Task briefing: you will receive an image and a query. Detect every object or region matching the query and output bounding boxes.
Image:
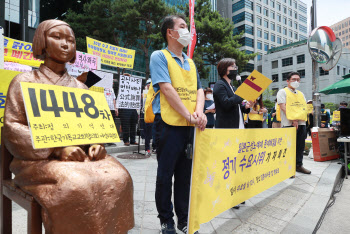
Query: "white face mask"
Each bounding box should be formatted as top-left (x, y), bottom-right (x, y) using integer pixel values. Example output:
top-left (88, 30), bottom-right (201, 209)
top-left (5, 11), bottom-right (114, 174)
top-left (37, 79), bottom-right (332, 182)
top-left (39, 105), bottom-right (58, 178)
top-left (206, 94), bottom-right (213, 100)
top-left (171, 28), bottom-right (191, 47)
top-left (290, 81), bottom-right (300, 89)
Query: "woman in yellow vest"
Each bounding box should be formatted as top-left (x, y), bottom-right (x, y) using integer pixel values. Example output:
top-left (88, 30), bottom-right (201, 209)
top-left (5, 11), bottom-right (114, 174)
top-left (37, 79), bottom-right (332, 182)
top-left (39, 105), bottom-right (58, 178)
top-left (247, 94), bottom-right (268, 128)
top-left (271, 98), bottom-right (281, 128)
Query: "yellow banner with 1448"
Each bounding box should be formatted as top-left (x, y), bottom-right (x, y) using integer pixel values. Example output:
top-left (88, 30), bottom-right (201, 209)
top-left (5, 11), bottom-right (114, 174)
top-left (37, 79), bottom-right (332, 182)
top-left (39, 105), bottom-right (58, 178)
top-left (20, 82), bottom-right (120, 149)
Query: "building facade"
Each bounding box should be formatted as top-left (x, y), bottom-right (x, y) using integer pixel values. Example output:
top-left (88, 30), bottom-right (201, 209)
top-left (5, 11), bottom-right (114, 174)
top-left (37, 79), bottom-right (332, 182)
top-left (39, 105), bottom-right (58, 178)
top-left (1, 0), bottom-right (40, 42)
top-left (217, 0), bottom-right (308, 78)
top-left (330, 17), bottom-right (350, 50)
top-left (256, 40), bottom-right (350, 104)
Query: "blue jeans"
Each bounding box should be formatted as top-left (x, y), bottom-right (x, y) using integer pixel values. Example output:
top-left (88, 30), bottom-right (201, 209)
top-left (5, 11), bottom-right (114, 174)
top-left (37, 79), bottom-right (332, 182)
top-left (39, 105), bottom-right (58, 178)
top-left (154, 114), bottom-right (193, 224)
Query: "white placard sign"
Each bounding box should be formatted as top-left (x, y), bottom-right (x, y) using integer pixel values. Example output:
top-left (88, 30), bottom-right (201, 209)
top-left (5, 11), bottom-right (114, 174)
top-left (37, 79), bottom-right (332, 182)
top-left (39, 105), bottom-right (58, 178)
top-left (117, 75), bottom-right (142, 109)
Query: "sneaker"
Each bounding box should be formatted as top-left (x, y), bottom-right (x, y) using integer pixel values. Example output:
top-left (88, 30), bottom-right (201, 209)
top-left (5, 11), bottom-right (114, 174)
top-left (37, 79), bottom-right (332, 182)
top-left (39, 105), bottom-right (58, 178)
top-left (152, 149), bottom-right (157, 154)
top-left (160, 222), bottom-right (176, 234)
top-left (296, 166), bottom-right (311, 174)
top-left (124, 142), bottom-right (130, 146)
top-left (146, 150), bottom-right (151, 156)
top-left (177, 222), bottom-right (198, 234)
top-left (131, 142), bottom-right (139, 145)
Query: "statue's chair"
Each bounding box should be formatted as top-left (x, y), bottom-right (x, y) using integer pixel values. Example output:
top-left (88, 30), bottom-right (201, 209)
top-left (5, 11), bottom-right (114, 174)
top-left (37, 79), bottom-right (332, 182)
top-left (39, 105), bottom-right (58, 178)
top-left (1, 128), bottom-right (42, 234)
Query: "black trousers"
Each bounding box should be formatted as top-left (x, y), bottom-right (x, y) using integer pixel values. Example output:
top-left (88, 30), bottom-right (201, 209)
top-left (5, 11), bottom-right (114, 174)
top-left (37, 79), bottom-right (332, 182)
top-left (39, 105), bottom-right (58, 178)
top-left (247, 119), bottom-right (263, 128)
top-left (154, 114), bottom-right (193, 225)
top-left (285, 125), bottom-right (306, 167)
top-left (119, 109), bottom-right (138, 143)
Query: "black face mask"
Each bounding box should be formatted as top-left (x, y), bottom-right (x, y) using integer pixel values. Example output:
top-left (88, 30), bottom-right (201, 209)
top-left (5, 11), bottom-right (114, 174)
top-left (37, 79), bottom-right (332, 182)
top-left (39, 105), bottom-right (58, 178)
top-left (227, 70), bottom-right (238, 80)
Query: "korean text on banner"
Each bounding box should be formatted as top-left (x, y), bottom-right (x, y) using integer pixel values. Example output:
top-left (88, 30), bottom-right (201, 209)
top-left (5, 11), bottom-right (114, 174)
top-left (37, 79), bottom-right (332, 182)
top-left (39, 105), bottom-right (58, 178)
top-left (307, 104), bottom-right (313, 114)
top-left (235, 70), bottom-right (272, 101)
top-left (66, 51), bottom-right (99, 77)
top-left (188, 128), bottom-right (296, 234)
top-left (4, 37), bottom-right (43, 67)
top-left (117, 75), bottom-right (142, 109)
top-left (20, 82), bottom-right (120, 149)
top-left (0, 69), bottom-right (21, 140)
top-left (86, 37), bottom-right (135, 69)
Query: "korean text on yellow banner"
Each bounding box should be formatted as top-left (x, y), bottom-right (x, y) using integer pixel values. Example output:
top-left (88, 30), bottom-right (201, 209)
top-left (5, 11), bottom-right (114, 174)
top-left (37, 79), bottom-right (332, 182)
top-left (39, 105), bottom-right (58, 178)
top-left (20, 82), bottom-right (120, 149)
top-left (333, 110), bottom-right (340, 121)
top-left (235, 70), bottom-right (272, 101)
top-left (0, 69), bottom-right (21, 140)
top-left (188, 128), bottom-right (296, 234)
top-left (86, 37), bottom-right (135, 69)
top-left (4, 37), bottom-right (43, 67)
top-left (307, 104), bottom-right (313, 114)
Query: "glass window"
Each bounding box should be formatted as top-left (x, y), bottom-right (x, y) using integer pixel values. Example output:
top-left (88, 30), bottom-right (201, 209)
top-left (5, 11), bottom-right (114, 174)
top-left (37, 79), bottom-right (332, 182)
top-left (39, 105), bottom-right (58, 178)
top-left (277, 25), bottom-right (282, 33)
top-left (283, 17), bottom-right (287, 25)
top-left (272, 88), bottom-right (279, 96)
top-left (282, 72), bottom-right (290, 81)
top-left (289, 9), bottom-right (292, 16)
top-left (277, 3), bottom-right (281, 11)
top-left (277, 14), bottom-right (281, 22)
top-left (239, 37), bottom-right (255, 48)
top-left (271, 1), bottom-right (275, 8)
top-left (294, 12), bottom-right (298, 19)
top-left (232, 12), bottom-right (254, 24)
top-left (283, 38), bottom-right (287, 45)
top-left (299, 14), bottom-right (307, 24)
top-left (297, 69), bottom-right (305, 78)
top-left (283, 28), bottom-right (287, 35)
top-left (258, 29), bottom-right (262, 38)
top-left (277, 37), bottom-right (282, 44)
top-left (288, 20), bottom-right (292, 27)
top-left (232, 0), bottom-right (254, 13)
top-left (264, 0), bottom-right (268, 4)
top-left (297, 54), bottom-right (305, 64)
top-left (295, 33), bottom-right (298, 40)
top-left (289, 30), bottom-right (293, 37)
top-left (264, 8), bottom-right (269, 16)
top-left (294, 22), bottom-right (298, 29)
top-left (243, 63), bottom-right (255, 73)
top-left (264, 44), bottom-right (269, 51)
top-left (299, 24), bottom-right (307, 34)
top-left (271, 22), bottom-right (275, 30)
top-left (319, 67), bottom-right (330, 76)
top-left (233, 24), bottom-right (254, 36)
top-left (272, 60), bottom-right (278, 68)
top-left (271, 11), bottom-right (275, 19)
top-left (257, 41), bottom-right (262, 49)
top-left (264, 31), bottom-right (269, 39)
top-left (294, 1), bottom-right (297, 8)
top-left (257, 17), bottom-right (262, 25)
top-left (257, 5), bottom-right (262, 13)
top-left (258, 54), bottom-right (262, 61)
top-left (344, 67), bottom-right (346, 75)
top-left (272, 74), bottom-right (279, 82)
top-left (283, 6), bottom-right (287, 14)
top-left (299, 4), bottom-right (307, 14)
top-left (271, 34), bottom-right (276, 42)
top-left (282, 57), bottom-right (293, 66)
top-left (264, 20), bottom-right (269, 28)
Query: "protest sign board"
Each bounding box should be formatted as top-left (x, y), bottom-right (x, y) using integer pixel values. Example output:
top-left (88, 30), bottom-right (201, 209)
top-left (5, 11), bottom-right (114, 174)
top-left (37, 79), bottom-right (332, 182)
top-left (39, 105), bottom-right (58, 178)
top-left (117, 75), bottom-right (142, 109)
top-left (86, 37), bottom-right (135, 69)
top-left (4, 37), bottom-right (43, 67)
top-left (0, 69), bottom-right (21, 140)
top-left (4, 62), bottom-right (32, 72)
top-left (66, 51), bottom-right (98, 77)
top-left (188, 128), bottom-right (296, 234)
top-left (20, 82), bottom-right (119, 149)
top-left (235, 70), bottom-right (272, 101)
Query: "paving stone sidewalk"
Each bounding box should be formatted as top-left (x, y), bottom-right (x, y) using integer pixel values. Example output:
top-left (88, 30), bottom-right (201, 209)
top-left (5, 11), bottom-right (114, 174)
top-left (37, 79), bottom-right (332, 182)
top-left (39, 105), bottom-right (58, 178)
top-left (10, 153), bottom-right (341, 234)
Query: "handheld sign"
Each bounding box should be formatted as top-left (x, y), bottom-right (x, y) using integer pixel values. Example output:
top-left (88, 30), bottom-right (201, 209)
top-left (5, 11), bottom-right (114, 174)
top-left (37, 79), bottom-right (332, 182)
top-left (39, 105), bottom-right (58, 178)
top-left (235, 70), bottom-right (272, 101)
top-left (20, 82), bottom-right (120, 149)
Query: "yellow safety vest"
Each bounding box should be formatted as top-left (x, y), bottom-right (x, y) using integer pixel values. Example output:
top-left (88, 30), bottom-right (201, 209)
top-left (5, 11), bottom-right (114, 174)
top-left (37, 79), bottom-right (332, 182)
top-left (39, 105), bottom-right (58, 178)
top-left (249, 104), bottom-right (264, 121)
top-left (333, 110), bottom-right (340, 121)
top-left (285, 87), bottom-right (307, 121)
top-left (307, 103), bottom-right (313, 114)
top-left (244, 113), bottom-right (248, 121)
top-left (144, 50), bottom-right (197, 126)
top-left (276, 104), bottom-right (281, 121)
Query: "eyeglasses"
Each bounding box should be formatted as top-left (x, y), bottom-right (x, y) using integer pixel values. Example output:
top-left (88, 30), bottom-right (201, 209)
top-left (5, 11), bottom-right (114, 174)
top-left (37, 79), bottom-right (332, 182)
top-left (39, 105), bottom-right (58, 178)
top-left (231, 65), bottom-right (239, 70)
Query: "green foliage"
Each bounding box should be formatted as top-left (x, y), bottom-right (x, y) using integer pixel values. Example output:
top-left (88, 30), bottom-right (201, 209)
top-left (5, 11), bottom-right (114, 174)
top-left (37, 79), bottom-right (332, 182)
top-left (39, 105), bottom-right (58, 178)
top-left (262, 87), bottom-right (275, 101)
top-left (181, 0), bottom-right (257, 80)
top-left (324, 102), bottom-right (339, 113)
top-left (263, 99), bottom-right (274, 111)
top-left (64, 0), bottom-right (174, 78)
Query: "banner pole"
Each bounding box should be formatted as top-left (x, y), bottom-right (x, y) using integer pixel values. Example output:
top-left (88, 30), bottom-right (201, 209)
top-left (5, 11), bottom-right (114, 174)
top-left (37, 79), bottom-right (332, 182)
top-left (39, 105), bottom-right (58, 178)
top-left (0, 26), bottom-right (4, 69)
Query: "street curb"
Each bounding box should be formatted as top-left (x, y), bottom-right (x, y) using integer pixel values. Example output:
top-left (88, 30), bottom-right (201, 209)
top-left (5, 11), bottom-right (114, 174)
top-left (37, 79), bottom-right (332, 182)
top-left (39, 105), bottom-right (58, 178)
top-left (106, 144), bottom-right (145, 154)
top-left (282, 163), bottom-right (343, 234)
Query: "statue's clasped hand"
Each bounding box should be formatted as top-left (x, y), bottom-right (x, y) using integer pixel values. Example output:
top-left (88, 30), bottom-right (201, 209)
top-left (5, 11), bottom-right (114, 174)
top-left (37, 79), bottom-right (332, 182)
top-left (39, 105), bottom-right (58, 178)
top-left (58, 145), bottom-right (107, 162)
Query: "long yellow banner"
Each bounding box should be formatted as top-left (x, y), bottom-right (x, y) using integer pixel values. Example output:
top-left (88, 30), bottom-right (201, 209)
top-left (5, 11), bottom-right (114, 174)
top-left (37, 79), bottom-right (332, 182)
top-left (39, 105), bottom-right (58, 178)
top-left (4, 37), bottom-right (43, 67)
top-left (86, 37), bottom-right (135, 69)
top-left (188, 128), bottom-right (296, 233)
top-left (20, 82), bottom-right (120, 149)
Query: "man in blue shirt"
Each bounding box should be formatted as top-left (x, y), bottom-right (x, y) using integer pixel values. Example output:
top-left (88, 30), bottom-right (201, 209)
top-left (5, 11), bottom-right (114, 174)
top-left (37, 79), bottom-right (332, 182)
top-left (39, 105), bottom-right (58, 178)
top-left (150, 14), bottom-right (206, 234)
